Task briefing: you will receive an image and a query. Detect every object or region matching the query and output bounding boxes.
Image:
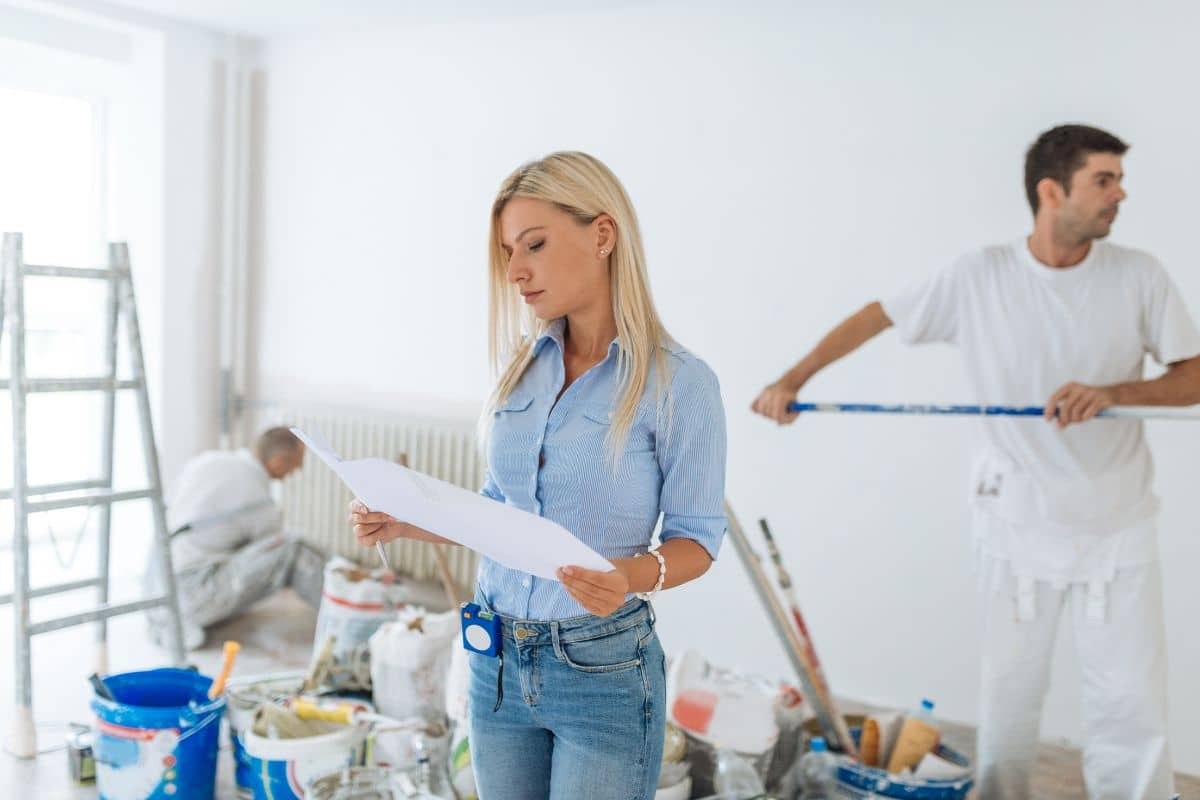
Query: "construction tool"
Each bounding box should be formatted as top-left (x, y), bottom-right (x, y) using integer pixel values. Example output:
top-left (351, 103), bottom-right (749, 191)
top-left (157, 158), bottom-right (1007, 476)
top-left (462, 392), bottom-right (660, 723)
top-left (88, 674), bottom-right (115, 702)
top-left (788, 401), bottom-right (1200, 420)
top-left (292, 697), bottom-right (356, 725)
top-left (759, 518), bottom-right (857, 759)
top-left (208, 640), bottom-right (241, 699)
top-left (725, 500), bottom-right (856, 756)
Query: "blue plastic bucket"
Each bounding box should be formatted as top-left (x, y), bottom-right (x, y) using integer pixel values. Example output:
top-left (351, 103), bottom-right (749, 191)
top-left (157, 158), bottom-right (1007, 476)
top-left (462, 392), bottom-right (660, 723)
top-left (91, 668), bottom-right (226, 800)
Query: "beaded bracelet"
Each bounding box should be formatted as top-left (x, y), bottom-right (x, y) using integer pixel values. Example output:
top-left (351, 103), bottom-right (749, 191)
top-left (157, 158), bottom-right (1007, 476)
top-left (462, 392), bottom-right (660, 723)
top-left (633, 547), bottom-right (666, 601)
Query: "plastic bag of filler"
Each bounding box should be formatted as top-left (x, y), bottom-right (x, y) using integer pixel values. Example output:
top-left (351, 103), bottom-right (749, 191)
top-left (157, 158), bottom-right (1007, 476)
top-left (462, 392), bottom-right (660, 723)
top-left (368, 607), bottom-right (459, 723)
top-left (312, 557), bottom-right (449, 689)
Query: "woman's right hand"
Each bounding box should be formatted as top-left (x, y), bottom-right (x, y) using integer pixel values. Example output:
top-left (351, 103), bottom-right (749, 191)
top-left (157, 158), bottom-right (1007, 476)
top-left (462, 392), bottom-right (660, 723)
top-left (751, 377), bottom-right (805, 425)
top-left (348, 499), bottom-right (406, 547)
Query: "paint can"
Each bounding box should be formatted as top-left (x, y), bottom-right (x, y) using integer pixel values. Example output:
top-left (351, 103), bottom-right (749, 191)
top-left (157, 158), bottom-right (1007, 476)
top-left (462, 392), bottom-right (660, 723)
top-left (67, 723), bottom-right (96, 784)
top-left (225, 672), bottom-right (308, 798)
top-left (90, 667), bottom-right (226, 800)
top-left (241, 715), bottom-right (369, 799)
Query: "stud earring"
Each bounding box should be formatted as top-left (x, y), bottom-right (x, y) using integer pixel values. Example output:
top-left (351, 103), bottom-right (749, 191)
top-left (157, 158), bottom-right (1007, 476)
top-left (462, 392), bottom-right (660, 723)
top-left (599, 249), bottom-right (609, 256)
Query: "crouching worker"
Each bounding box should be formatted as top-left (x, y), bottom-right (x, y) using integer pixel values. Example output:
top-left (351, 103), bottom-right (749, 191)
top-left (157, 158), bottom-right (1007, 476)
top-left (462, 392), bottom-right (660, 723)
top-left (147, 427), bottom-right (325, 649)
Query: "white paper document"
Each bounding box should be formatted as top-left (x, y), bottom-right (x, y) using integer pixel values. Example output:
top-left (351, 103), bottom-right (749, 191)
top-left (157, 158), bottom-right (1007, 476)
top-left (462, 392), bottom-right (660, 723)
top-left (291, 427), bottom-right (613, 580)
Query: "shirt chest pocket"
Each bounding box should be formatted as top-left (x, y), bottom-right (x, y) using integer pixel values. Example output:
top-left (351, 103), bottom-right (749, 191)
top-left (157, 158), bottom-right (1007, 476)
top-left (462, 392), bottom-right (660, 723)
top-left (580, 405), bottom-right (655, 455)
top-left (576, 405), bottom-right (660, 515)
top-left (489, 393), bottom-right (539, 499)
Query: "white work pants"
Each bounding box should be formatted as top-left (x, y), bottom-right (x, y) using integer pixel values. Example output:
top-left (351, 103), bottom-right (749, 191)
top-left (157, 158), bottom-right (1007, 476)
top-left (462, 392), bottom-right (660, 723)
top-left (976, 556), bottom-right (1173, 799)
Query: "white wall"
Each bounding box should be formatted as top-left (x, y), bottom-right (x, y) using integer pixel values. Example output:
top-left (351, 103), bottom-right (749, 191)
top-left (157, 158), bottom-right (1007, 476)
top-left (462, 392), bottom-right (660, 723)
top-left (252, 1), bottom-right (1200, 771)
top-left (155, 25), bottom-right (228, 480)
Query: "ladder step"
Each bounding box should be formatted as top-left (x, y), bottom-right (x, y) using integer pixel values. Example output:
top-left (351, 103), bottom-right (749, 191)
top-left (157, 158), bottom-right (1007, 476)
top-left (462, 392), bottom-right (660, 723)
top-left (23, 264), bottom-right (120, 280)
top-left (0, 479), bottom-right (108, 501)
top-left (25, 487), bottom-right (156, 513)
top-left (0, 378), bottom-right (142, 393)
top-left (29, 596), bottom-right (170, 636)
top-left (0, 577), bottom-right (105, 606)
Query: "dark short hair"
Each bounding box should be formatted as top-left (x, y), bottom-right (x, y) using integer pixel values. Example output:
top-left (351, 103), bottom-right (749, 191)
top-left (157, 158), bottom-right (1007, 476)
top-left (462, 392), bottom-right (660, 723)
top-left (254, 426), bottom-right (303, 463)
top-left (1024, 125), bottom-right (1129, 215)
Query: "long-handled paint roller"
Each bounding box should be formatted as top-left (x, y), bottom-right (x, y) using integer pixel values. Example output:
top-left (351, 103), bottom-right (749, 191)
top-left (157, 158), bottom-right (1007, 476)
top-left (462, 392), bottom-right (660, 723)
top-left (789, 402), bottom-right (1200, 420)
top-left (291, 698), bottom-right (355, 725)
top-left (208, 640), bottom-right (241, 699)
top-left (758, 517), bottom-right (857, 760)
top-left (725, 501), bottom-right (857, 757)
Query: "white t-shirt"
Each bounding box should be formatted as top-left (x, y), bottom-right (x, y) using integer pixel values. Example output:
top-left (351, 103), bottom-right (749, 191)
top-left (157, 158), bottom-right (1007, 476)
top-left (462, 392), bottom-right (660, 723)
top-left (165, 449), bottom-right (284, 571)
top-left (883, 239), bottom-right (1200, 582)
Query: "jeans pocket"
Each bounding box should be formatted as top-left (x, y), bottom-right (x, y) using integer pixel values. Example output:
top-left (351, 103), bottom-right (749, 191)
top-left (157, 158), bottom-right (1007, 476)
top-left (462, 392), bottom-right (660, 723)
top-left (553, 621), bottom-right (645, 674)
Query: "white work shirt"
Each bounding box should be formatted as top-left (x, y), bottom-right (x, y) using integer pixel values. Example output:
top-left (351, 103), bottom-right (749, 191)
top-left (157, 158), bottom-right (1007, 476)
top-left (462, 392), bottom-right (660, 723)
top-left (883, 239), bottom-right (1200, 583)
top-left (166, 449), bottom-right (283, 571)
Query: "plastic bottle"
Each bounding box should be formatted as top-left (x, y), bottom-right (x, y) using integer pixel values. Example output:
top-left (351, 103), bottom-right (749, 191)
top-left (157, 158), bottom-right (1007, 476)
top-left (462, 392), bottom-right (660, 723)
top-left (796, 736), bottom-right (838, 799)
top-left (408, 734), bottom-right (448, 799)
top-left (886, 698), bottom-right (940, 773)
top-left (713, 746), bottom-right (766, 797)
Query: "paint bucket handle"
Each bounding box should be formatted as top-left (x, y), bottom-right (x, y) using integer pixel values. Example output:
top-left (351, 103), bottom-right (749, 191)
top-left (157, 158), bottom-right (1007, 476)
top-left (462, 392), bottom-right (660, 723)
top-left (359, 712), bottom-right (422, 736)
top-left (176, 710), bottom-right (222, 744)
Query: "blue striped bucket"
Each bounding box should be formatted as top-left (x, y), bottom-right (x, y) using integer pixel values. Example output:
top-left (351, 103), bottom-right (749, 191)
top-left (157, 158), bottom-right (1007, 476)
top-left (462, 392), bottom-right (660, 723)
top-left (91, 668), bottom-right (226, 800)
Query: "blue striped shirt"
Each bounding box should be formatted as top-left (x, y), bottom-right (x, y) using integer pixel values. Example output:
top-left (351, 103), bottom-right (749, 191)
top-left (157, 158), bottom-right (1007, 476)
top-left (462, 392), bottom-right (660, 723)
top-left (477, 318), bottom-right (727, 620)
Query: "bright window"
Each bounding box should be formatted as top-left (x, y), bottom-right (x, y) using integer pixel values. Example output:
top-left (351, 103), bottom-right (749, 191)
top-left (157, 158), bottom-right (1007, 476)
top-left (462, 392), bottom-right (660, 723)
top-left (1, 87), bottom-right (115, 550)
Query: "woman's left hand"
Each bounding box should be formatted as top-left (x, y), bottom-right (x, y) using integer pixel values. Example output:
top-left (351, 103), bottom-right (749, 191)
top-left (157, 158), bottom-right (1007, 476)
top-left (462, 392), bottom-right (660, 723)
top-left (557, 563), bottom-right (631, 617)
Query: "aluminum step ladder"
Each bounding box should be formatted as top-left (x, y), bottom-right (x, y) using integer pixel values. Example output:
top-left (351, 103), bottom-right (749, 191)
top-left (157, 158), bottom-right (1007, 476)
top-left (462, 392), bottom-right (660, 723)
top-left (0, 232), bottom-right (186, 758)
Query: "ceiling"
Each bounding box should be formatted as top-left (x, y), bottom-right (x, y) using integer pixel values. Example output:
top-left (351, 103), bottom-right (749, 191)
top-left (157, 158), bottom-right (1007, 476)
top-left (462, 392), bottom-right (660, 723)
top-left (95, 0), bottom-right (674, 38)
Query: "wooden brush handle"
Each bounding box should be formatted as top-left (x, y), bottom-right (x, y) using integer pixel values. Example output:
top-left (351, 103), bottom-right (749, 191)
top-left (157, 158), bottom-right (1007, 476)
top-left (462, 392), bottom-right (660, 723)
top-left (208, 640), bottom-right (241, 699)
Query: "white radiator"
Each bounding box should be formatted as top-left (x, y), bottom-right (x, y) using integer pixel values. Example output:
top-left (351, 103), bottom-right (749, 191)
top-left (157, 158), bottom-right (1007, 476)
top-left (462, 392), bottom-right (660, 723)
top-left (255, 406), bottom-right (483, 594)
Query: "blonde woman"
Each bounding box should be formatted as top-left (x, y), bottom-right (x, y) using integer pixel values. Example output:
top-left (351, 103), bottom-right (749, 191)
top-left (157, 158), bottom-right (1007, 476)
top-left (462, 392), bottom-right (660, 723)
top-left (350, 152), bottom-right (726, 798)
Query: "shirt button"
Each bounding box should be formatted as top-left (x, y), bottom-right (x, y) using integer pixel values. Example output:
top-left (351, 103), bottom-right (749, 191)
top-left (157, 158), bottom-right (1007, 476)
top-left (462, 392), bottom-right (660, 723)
top-left (522, 578), bottom-right (531, 588)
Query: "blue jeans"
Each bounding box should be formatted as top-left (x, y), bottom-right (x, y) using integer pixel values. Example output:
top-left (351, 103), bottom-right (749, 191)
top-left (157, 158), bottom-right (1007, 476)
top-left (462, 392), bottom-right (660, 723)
top-left (468, 597), bottom-right (666, 799)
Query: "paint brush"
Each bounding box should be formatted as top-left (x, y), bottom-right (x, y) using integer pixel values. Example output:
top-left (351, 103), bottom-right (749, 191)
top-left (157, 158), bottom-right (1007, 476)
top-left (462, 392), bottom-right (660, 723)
top-left (208, 640), bottom-right (240, 699)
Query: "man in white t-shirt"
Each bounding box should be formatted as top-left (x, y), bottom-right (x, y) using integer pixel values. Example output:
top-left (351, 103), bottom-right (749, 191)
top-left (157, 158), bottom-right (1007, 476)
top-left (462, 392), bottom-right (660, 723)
top-left (752, 125), bottom-right (1200, 799)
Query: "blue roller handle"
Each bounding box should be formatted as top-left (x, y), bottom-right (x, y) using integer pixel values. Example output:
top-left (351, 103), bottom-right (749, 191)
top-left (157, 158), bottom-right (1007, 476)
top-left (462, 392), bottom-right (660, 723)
top-left (787, 402), bottom-right (1200, 420)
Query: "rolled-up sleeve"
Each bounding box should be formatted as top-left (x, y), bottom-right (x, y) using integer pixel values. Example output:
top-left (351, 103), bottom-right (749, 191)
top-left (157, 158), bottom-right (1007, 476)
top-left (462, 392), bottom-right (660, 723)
top-left (480, 469), bottom-right (506, 503)
top-left (657, 356), bottom-right (727, 559)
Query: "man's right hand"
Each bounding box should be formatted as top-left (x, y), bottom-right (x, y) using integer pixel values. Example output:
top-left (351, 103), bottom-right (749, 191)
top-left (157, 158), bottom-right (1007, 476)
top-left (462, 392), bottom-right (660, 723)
top-left (348, 499), bottom-right (404, 547)
top-left (751, 378), bottom-right (805, 425)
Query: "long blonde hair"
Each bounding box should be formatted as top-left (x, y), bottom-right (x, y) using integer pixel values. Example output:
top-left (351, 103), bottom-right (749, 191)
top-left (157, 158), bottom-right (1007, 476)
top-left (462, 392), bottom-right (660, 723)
top-left (484, 151), bottom-right (670, 457)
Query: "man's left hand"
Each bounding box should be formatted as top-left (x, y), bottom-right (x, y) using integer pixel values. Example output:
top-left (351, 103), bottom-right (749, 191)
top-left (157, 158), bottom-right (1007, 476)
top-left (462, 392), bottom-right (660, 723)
top-left (1045, 382), bottom-right (1117, 429)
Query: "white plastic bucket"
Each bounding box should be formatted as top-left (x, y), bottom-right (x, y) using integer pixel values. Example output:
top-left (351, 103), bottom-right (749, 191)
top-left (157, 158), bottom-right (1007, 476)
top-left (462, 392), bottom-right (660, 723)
top-left (241, 723), bottom-right (368, 799)
top-left (224, 672), bottom-right (307, 798)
